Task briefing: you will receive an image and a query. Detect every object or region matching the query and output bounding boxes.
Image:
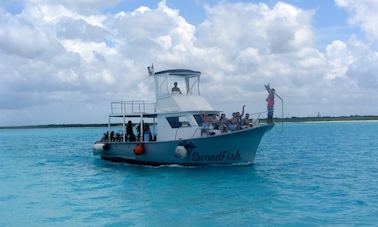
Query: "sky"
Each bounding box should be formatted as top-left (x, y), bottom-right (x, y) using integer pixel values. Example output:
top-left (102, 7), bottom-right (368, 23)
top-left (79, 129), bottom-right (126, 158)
top-left (1, 0), bottom-right (378, 126)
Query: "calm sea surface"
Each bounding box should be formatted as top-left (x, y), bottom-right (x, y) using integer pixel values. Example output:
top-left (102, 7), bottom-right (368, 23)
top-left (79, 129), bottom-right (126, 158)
top-left (1, 122), bottom-right (378, 226)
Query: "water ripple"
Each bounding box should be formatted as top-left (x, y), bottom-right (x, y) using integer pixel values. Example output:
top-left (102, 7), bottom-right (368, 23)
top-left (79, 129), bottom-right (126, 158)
top-left (0, 123), bottom-right (378, 226)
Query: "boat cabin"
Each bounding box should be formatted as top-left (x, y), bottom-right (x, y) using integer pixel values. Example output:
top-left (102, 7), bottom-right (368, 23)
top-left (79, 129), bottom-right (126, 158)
top-left (105, 69), bottom-right (220, 143)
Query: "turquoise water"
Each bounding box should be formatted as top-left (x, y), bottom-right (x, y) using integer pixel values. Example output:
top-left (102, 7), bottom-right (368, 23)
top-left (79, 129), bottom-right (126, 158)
top-left (1, 122), bottom-right (378, 226)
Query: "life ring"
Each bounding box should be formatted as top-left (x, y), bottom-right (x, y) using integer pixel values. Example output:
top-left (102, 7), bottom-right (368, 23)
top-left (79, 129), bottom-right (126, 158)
top-left (175, 145), bottom-right (187, 159)
top-left (134, 144), bottom-right (144, 155)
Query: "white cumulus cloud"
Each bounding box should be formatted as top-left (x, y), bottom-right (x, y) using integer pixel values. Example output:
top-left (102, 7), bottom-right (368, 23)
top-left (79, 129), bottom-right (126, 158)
top-left (0, 1), bottom-right (378, 125)
top-left (335, 0), bottom-right (378, 41)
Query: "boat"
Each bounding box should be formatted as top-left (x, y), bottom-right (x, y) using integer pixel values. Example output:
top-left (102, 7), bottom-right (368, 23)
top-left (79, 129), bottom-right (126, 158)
top-left (92, 66), bottom-right (274, 166)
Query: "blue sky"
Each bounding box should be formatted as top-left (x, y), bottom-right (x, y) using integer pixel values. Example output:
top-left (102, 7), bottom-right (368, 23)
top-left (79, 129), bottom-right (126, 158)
top-left (3, 0), bottom-right (363, 47)
top-left (0, 0), bottom-right (378, 125)
top-left (105, 0), bottom-right (362, 47)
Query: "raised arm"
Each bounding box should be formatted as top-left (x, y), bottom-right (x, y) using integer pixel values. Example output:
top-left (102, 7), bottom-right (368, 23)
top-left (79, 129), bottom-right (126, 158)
top-left (240, 105), bottom-right (245, 118)
top-left (264, 83), bottom-right (271, 92)
top-left (265, 83), bottom-right (275, 96)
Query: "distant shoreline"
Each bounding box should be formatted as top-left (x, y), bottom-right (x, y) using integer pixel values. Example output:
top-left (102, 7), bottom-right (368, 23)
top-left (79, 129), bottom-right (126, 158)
top-left (1, 115), bottom-right (377, 129)
top-left (0, 123), bottom-right (109, 129)
top-left (267, 115), bottom-right (378, 123)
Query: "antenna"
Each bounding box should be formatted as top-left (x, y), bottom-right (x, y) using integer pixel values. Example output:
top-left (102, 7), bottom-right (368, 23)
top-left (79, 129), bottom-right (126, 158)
top-left (274, 91), bottom-right (284, 133)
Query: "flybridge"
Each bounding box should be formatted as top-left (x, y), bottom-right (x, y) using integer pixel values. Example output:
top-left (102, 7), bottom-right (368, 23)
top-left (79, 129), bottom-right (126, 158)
top-left (151, 68), bottom-right (202, 99)
top-left (154, 69), bottom-right (201, 76)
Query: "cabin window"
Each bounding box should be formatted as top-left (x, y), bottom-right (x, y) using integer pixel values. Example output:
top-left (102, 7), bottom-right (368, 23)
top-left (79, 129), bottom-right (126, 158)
top-left (193, 114), bottom-right (203, 126)
top-left (194, 114), bottom-right (218, 126)
top-left (166, 116), bottom-right (191, 128)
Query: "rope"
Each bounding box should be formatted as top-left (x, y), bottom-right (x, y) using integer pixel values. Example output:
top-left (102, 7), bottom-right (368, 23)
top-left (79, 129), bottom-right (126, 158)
top-left (191, 126), bottom-right (201, 138)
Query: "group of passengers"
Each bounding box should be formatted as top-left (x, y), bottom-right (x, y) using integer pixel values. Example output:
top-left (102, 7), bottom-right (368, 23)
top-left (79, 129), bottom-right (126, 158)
top-left (101, 131), bottom-right (123, 142)
top-left (102, 120), bottom-right (154, 142)
top-left (201, 105), bottom-right (253, 136)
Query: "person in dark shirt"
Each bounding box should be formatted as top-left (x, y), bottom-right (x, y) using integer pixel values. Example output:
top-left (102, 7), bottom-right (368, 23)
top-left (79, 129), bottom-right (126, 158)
top-left (126, 120), bottom-right (136, 141)
top-left (171, 82), bottom-right (182, 94)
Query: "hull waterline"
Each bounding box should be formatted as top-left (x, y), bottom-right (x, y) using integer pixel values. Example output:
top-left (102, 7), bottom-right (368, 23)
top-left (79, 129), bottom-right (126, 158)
top-left (94, 124), bottom-right (273, 166)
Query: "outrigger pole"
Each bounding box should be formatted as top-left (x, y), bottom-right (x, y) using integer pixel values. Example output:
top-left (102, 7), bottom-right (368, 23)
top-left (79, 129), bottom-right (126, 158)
top-left (274, 91), bottom-right (284, 132)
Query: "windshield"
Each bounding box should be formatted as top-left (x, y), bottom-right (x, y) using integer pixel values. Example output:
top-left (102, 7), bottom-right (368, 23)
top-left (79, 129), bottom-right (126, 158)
top-left (155, 75), bottom-right (200, 98)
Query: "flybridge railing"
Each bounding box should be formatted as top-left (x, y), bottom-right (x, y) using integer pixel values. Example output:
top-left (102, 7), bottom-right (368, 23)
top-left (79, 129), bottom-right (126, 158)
top-left (110, 100), bottom-right (156, 115)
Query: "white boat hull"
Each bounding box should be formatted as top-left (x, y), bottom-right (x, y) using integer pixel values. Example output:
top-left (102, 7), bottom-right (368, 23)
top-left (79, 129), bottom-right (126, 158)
top-left (93, 124), bottom-right (273, 166)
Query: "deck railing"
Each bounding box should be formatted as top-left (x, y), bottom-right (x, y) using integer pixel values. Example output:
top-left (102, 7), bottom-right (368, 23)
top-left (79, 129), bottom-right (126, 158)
top-left (110, 100), bottom-right (156, 115)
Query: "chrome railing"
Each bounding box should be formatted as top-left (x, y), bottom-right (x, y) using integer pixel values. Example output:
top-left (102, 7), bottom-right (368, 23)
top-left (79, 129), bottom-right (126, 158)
top-left (110, 100), bottom-right (156, 115)
top-left (249, 111), bottom-right (266, 126)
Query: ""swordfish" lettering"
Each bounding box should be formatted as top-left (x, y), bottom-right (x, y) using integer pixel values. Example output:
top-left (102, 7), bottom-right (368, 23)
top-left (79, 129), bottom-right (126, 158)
top-left (191, 150), bottom-right (241, 162)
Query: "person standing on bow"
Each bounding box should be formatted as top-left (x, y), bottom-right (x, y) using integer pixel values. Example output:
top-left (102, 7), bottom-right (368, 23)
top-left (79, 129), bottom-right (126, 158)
top-left (265, 84), bottom-right (275, 124)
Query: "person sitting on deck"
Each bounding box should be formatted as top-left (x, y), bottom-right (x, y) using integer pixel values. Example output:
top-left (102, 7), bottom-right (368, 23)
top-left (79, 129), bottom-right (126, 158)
top-left (115, 132), bottom-right (121, 142)
top-left (210, 114), bottom-right (220, 130)
top-left (228, 113), bottom-right (237, 131)
top-left (171, 82), bottom-right (182, 94)
top-left (235, 105), bottom-right (245, 130)
top-left (144, 125), bottom-right (151, 142)
top-left (110, 131), bottom-right (115, 142)
top-left (219, 113), bottom-right (229, 133)
top-left (241, 113), bottom-right (252, 129)
top-left (201, 113), bottom-right (210, 136)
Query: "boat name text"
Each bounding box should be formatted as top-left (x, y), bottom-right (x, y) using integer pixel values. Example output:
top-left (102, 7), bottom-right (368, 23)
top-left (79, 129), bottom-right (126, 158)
top-left (191, 150), bottom-right (241, 162)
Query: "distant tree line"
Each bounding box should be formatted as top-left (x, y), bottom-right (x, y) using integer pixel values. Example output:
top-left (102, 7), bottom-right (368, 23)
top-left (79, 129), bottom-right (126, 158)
top-left (1, 115), bottom-right (378, 129)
